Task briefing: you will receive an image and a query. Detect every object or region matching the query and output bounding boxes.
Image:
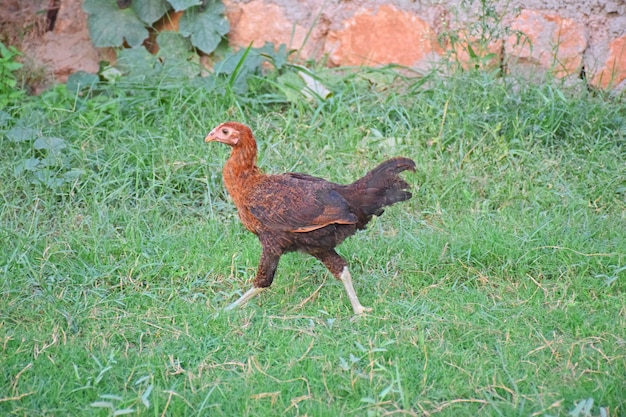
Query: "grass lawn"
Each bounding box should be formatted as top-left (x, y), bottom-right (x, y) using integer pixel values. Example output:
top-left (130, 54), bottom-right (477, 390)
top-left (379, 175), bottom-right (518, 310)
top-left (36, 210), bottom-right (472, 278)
top-left (1, 67), bottom-right (625, 416)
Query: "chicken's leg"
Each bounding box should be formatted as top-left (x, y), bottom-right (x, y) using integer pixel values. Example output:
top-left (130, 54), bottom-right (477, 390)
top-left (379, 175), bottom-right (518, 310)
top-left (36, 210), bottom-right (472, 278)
top-left (339, 266), bottom-right (373, 315)
top-left (224, 245), bottom-right (279, 312)
top-left (314, 250), bottom-right (372, 315)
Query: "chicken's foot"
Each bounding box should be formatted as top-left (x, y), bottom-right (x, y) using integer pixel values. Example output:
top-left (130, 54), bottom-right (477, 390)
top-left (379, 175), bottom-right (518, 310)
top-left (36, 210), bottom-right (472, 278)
top-left (224, 287), bottom-right (266, 311)
top-left (339, 266), bottom-right (372, 315)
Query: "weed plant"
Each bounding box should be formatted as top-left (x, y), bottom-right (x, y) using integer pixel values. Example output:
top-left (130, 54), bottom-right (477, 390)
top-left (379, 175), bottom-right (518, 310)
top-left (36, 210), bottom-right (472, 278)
top-left (0, 41), bottom-right (26, 108)
top-left (0, 64), bottom-right (624, 416)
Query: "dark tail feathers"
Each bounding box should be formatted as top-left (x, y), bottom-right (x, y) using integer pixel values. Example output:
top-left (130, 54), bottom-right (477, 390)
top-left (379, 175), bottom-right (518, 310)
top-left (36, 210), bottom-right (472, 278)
top-left (346, 157), bottom-right (416, 225)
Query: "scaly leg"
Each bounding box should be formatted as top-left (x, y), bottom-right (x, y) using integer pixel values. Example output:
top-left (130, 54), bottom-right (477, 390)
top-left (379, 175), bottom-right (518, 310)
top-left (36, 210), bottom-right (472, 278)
top-left (224, 287), bottom-right (266, 311)
top-left (339, 266), bottom-right (372, 315)
top-left (313, 250), bottom-right (373, 315)
top-left (225, 245), bottom-right (279, 312)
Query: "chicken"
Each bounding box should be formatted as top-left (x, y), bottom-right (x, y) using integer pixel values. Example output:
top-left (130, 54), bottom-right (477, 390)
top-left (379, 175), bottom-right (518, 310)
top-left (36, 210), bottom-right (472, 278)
top-left (205, 122), bottom-right (415, 314)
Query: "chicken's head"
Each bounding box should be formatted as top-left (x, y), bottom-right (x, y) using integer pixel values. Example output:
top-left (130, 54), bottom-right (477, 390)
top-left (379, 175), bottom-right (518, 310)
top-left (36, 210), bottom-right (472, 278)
top-left (205, 122), bottom-right (251, 146)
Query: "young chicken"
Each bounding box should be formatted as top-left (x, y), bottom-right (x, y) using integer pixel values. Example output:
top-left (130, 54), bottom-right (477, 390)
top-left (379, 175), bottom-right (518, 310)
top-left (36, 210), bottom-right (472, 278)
top-left (206, 122), bottom-right (415, 314)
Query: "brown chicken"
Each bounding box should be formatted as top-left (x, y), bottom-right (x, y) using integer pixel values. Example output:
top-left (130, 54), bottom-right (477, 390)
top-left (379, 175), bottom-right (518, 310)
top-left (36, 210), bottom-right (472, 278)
top-left (205, 122), bottom-right (415, 314)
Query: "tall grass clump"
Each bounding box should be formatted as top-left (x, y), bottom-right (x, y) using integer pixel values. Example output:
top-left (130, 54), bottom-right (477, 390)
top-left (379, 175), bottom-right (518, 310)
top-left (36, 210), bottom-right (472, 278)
top-left (1, 49), bottom-right (624, 417)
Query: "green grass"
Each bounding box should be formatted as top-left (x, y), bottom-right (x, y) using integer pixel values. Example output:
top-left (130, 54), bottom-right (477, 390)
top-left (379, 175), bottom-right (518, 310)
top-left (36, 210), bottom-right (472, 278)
top-left (1, 68), bottom-right (625, 416)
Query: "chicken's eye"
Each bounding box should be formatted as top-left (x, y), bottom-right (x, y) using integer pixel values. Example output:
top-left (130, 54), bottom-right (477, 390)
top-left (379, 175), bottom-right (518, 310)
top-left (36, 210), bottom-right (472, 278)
top-left (221, 128), bottom-right (229, 135)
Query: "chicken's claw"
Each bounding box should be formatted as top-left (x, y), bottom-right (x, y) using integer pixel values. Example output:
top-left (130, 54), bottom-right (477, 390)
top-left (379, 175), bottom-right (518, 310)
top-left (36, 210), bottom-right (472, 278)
top-left (353, 305), bottom-right (373, 315)
top-left (339, 267), bottom-right (372, 315)
top-left (224, 287), bottom-right (266, 311)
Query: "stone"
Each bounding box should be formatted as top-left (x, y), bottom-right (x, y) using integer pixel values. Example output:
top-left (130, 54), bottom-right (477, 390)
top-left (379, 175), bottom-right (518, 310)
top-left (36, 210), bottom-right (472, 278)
top-left (589, 35), bottom-right (626, 90)
top-left (505, 9), bottom-right (587, 79)
top-left (324, 5), bottom-right (442, 70)
top-left (224, 0), bottom-right (318, 59)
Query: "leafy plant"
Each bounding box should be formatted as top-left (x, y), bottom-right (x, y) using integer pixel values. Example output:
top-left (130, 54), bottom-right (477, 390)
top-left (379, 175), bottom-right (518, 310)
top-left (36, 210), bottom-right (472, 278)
top-left (213, 42), bottom-right (332, 104)
top-left (81, 1), bottom-right (330, 107)
top-left (0, 42), bottom-right (26, 108)
top-left (178, 1), bottom-right (229, 54)
top-left (5, 117), bottom-right (82, 189)
top-left (440, 0), bottom-right (524, 71)
top-left (213, 43), bottom-right (283, 94)
top-left (83, 0), bottom-right (229, 55)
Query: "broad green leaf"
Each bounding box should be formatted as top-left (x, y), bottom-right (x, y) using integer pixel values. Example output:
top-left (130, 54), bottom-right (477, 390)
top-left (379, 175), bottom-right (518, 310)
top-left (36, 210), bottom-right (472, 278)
top-left (179, 2), bottom-right (229, 54)
top-left (116, 47), bottom-right (159, 79)
top-left (212, 43), bottom-right (283, 93)
top-left (132, 0), bottom-right (170, 25)
top-left (0, 42), bottom-right (20, 59)
top-left (3, 61), bottom-right (23, 71)
top-left (260, 43), bottom-right (294, 70)
top-left (156, 32), bottom-right (200, 78)
top-left (156, 31), bottom-right (193, 60)
top-left (6, 127), bottom-right (38, 142)
top-left (63, 169), bottom-right (84, 182)
top-left (34, 137), bottom-right (67, 152)
top-left (83, 0), bottom-right (113, 15)
top-left (277, 71), bottom-right (305, 103)
top-left (24, 158), bottom-right (42, 170)
top-left (84, 0), bottom-right (148, 47)
top-left (167, 0), bottom-right (201, 12)
top-left (33, 169), bottom-right (66, 188)
top-left (0, 110), bottom-right (12, 127)
top-left (40, 154), bottom-right (65, 167)
top-left (66, 71), bottom-right (100, 93)
top-left (14, 158), bottom-right (42, 175)
top-left (214, 47), bottom-right (262, 76)
top-left (213, 45), bottom-right (261, 93)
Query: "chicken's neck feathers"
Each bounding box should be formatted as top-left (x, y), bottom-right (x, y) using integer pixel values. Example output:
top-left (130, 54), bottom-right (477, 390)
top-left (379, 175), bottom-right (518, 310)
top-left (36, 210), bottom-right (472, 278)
top-left (225, 146), bottom-right (257, 173)
top-left (222, 139), bottom-right (263, 209)
top-left (222, 143), bottom-right (264, 235)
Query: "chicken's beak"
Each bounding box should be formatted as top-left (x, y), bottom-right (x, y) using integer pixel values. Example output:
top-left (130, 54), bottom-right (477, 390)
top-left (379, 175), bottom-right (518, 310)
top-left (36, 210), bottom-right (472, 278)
top-left (204, 131), bottom-right (216, 143)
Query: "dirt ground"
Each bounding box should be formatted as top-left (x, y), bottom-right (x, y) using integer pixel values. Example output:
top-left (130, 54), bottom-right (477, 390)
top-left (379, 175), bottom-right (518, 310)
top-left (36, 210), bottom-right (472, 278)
top-left (0, 0), bottom-right (103, 93)
top-left (0, 0), bottom-right (49, 45)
